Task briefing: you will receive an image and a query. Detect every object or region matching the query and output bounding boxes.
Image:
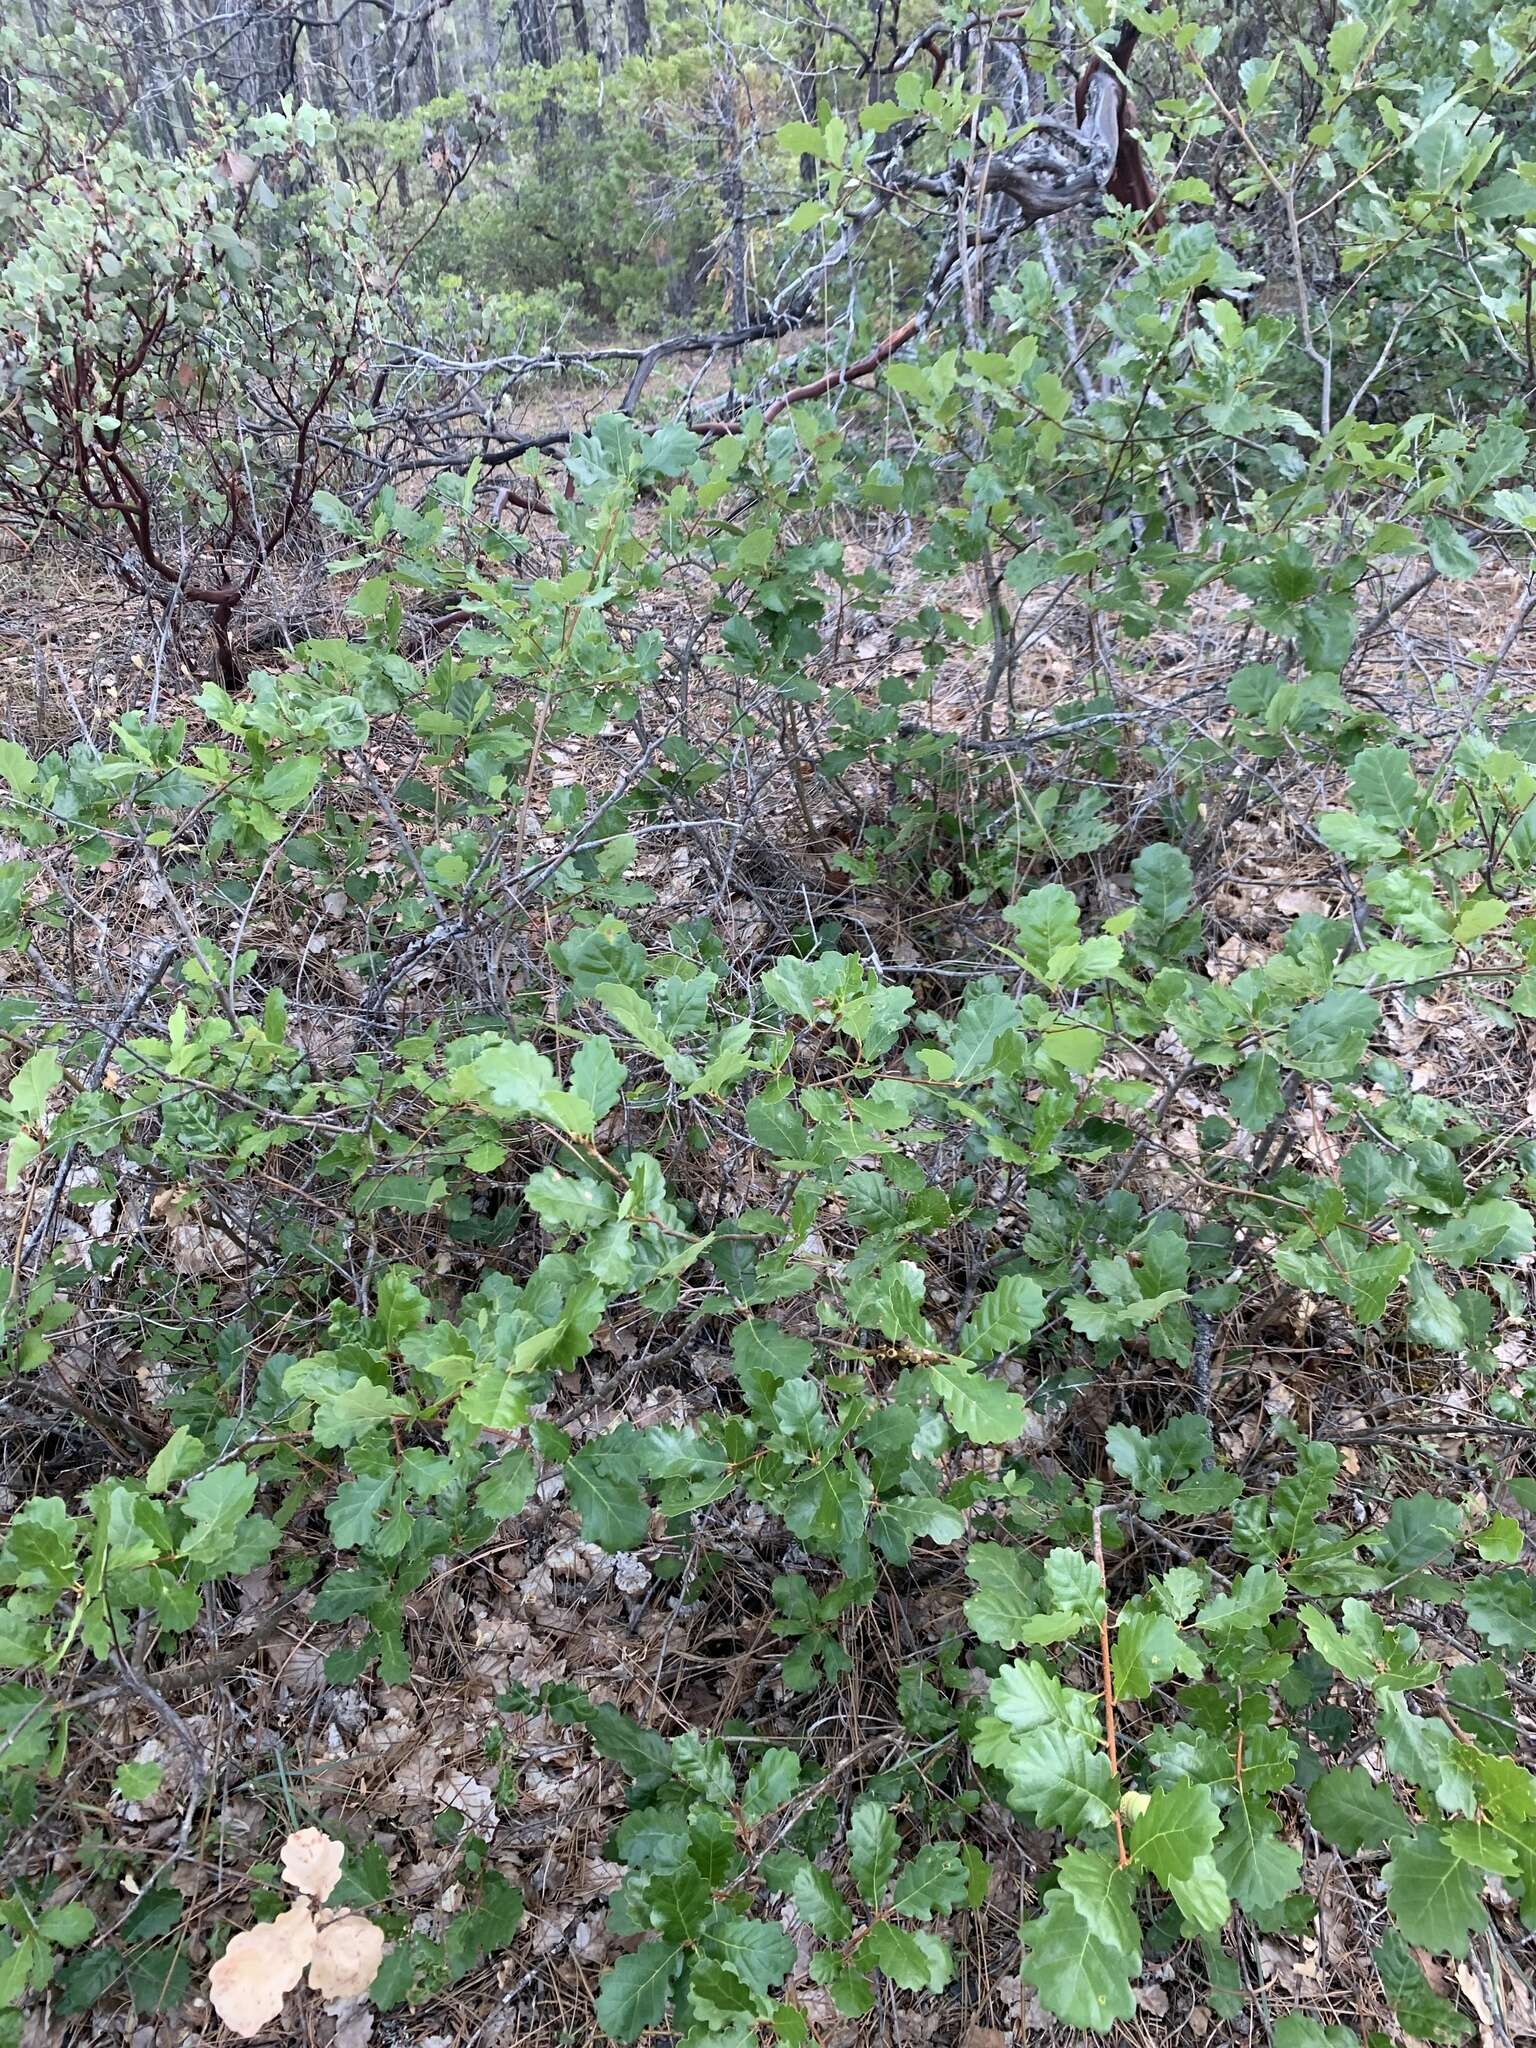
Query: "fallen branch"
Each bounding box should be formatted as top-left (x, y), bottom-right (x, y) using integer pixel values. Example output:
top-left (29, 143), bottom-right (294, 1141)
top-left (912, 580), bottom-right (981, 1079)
top-left (696, 315), bottom-right (923, 436)
top-left (367, 30), bottom-right (1152, 485)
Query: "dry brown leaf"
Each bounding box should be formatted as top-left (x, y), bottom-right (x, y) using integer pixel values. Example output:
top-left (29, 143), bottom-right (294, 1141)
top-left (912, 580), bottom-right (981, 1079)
top-left (216, 148), bottom-right (259, 189)
top-left (281, 1825), bottom-right (345, 1903)
top-left (1274, 886), bottom-right (1332, 917)
top-left (332, 2010), bottom-right (376, 2048)
top-left (1455, 1955), bottom-right (1536, 2046)
top-left (208, 1899), bottom-right (316, 2037)
top-left (434, 1768), bottom-right (498, 1831)
top-left (309, 1911), bottom-right (387, 1999)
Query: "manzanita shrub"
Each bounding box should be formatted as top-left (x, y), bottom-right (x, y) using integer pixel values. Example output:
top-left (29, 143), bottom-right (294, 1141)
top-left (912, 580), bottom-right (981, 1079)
top-left (0, 24), bottom-right (484, 683)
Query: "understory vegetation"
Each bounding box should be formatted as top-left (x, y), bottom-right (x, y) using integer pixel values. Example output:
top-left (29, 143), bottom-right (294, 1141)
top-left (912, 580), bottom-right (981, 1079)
top-left (1, 2), bottom-right (1536, 2044)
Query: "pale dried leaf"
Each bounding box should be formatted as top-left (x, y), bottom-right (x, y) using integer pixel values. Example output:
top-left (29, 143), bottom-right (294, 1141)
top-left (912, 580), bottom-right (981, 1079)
top-left (208, 1900), bottom-right (316, 2037)
top-left (1455, 1955), bottom-right (1536, 2046)
top-left (434, 1768), bottom-right (498, 1831)
top-left (331, 2008), bottom-right (376, 2048)
top-left (308, 1911), bottom-right (386, 1999)
top-left (217, 147), bottom-right (259, 189)
top-left (1274, 887), bottom-right (1332, 917)
top-left (281, 1825), bottom-right (345, 1903)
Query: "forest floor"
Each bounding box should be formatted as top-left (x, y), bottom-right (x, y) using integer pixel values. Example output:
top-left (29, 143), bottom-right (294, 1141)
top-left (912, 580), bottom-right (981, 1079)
top-left (1, 543), bottom-right (1534, 2048)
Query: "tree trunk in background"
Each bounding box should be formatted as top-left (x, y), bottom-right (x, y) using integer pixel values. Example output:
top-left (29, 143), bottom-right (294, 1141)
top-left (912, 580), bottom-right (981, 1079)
top-left (720, 82), bottom-right (747, 333)
top-left (337, 0), bottom-right (375, 115)
top-left (795, 7), bottom-right (822, 186)
top-left (570, 0), bottom-right (592, 59)
top-left (478, 0), bottom-right (503, 75)
top-left (383, 7), bottom-right (413, 204)
top-left (413, 14), bottom-right (442, 102)
top-left (516, 0), bottom-right (560, 69)
top-left (298, 0), bottom-right (345, 113)
top-left (128, 0), bottom-right (192, 151)
top-left (516, 0), bottom-right (561, 141)
top-left (254, 1), bottom-right (299, 106)
top-left (52, 0), bottom-right (529, 125)
top-left (41, 0), bottom-right (528, 123)
top-left (596, 0), bottom-right (620, 70)
top-left (625, 0), bottom-right (650, 58)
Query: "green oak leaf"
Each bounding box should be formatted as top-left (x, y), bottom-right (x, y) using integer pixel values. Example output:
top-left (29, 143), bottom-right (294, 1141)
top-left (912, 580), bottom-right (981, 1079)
top-left (855, 1923), bottom-right (952, 1992)
top-left (1273, 2020), bottom-right (1359, 2048)
top-left (687, 1957), bottom-right (770, 2028)
top-left (1213, 1791), bottom-right (1301, 1912)
top-left (1373, 1928), bottom-right (1472, 2043)
top-left (640, 1865), bottom-right (712, 1941)
top-left (1463, 1570), bottom-right (1536, 1652)
top-left (1384, 1828), bottom-right (1489, 1956)
top-left (849, 1801), bottom-right (898, 1907)
top-left (1112, 1609), bottom-right (1193, 1700)
top-left (888, 1844), bottom-right (967, 1921)
top-left (1284, 988), bottom-right (1380, 1080)
top-left (1131, 842), bottom-right (1194, 924)
top-left (1223, 1053), bottom-right (1285, 1132)
top-left (1168, 1855), bottom-right (1231, 1933)
top-left (1131, 1778), bottom-right (1221, 1884)
top-left (566, 1440), bottom-right (650, 1552)
top-left (742, 1748), bottom-right (801, 1824)
top-left (1429, 1199), bottom-right (1533, 1267)
top-left (1195, 1565), bottom-right (1286, 1633)
top-left (1368, 1493), bottom-right (1462, 1575)
top-left (1003, 883), bottom-right (1080, 972)
top-left (959, 1274), bottom-right (1046, 1360)
top-left (1379, 1694), bottom-right (1477, 1815)
top-left (791, 1865), bottom-right (851, 1942)
top-left (700, 1914), bottom-right (796, 1995)
top-left (570, 1036), bottom-right (626, 1125)
top-left (964, 1544), bottom-right (1046, 1647)
top-left (594, 1941), bottom-right (683, 2040)
top-left (1056, 1848), bottom-right (1142, 1955)
top-left (1019, 1883), bottom-right (1137, 2034)
top-left (1306, 1768), bottom-right (1408, 1853)
top-left (987, 1658), bottom-right (1101, 1741)
top-left (994, 1727), bottom-right (1119, 1834)
top-left (1350, 744), bottom-right (1422, 830)
top-left (925, 1356), bottom-right (1028, 1445)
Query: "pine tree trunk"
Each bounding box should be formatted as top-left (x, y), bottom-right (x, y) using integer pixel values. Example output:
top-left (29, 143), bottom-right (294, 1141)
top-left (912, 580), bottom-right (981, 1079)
top-left (128, 0), bottom-right (192, 150)
top-left (516, 0), bottom-right (560, 69)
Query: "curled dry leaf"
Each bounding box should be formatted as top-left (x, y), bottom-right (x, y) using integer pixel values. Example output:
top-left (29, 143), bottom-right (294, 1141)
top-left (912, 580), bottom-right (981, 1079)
top-left (281, 1825), bottom-right (345, 1903)
top-left (308, 1909), bottom-right (387, 2000)
top-left (208, 1899), bottom-right (316, 2038)
top-left (216, 146), bottom-right (259, 189)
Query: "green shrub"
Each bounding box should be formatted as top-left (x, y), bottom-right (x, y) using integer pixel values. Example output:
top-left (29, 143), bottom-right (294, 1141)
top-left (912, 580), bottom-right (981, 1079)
top-left (0, 27), bottom-right (384, 678)
top-left (1, 397), bottom-right (1535, 2035)
top-left (3, 4), bottom-right (1536, 2041)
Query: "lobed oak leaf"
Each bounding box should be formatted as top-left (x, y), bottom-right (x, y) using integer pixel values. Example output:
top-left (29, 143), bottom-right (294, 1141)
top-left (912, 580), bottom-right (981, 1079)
top-left (281, 1826), bottom-right (345, 1903)
top-left (208, 1900), bottom-right (316, 2037)
top-left (309, 1908), bottom-right (387, 1999)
